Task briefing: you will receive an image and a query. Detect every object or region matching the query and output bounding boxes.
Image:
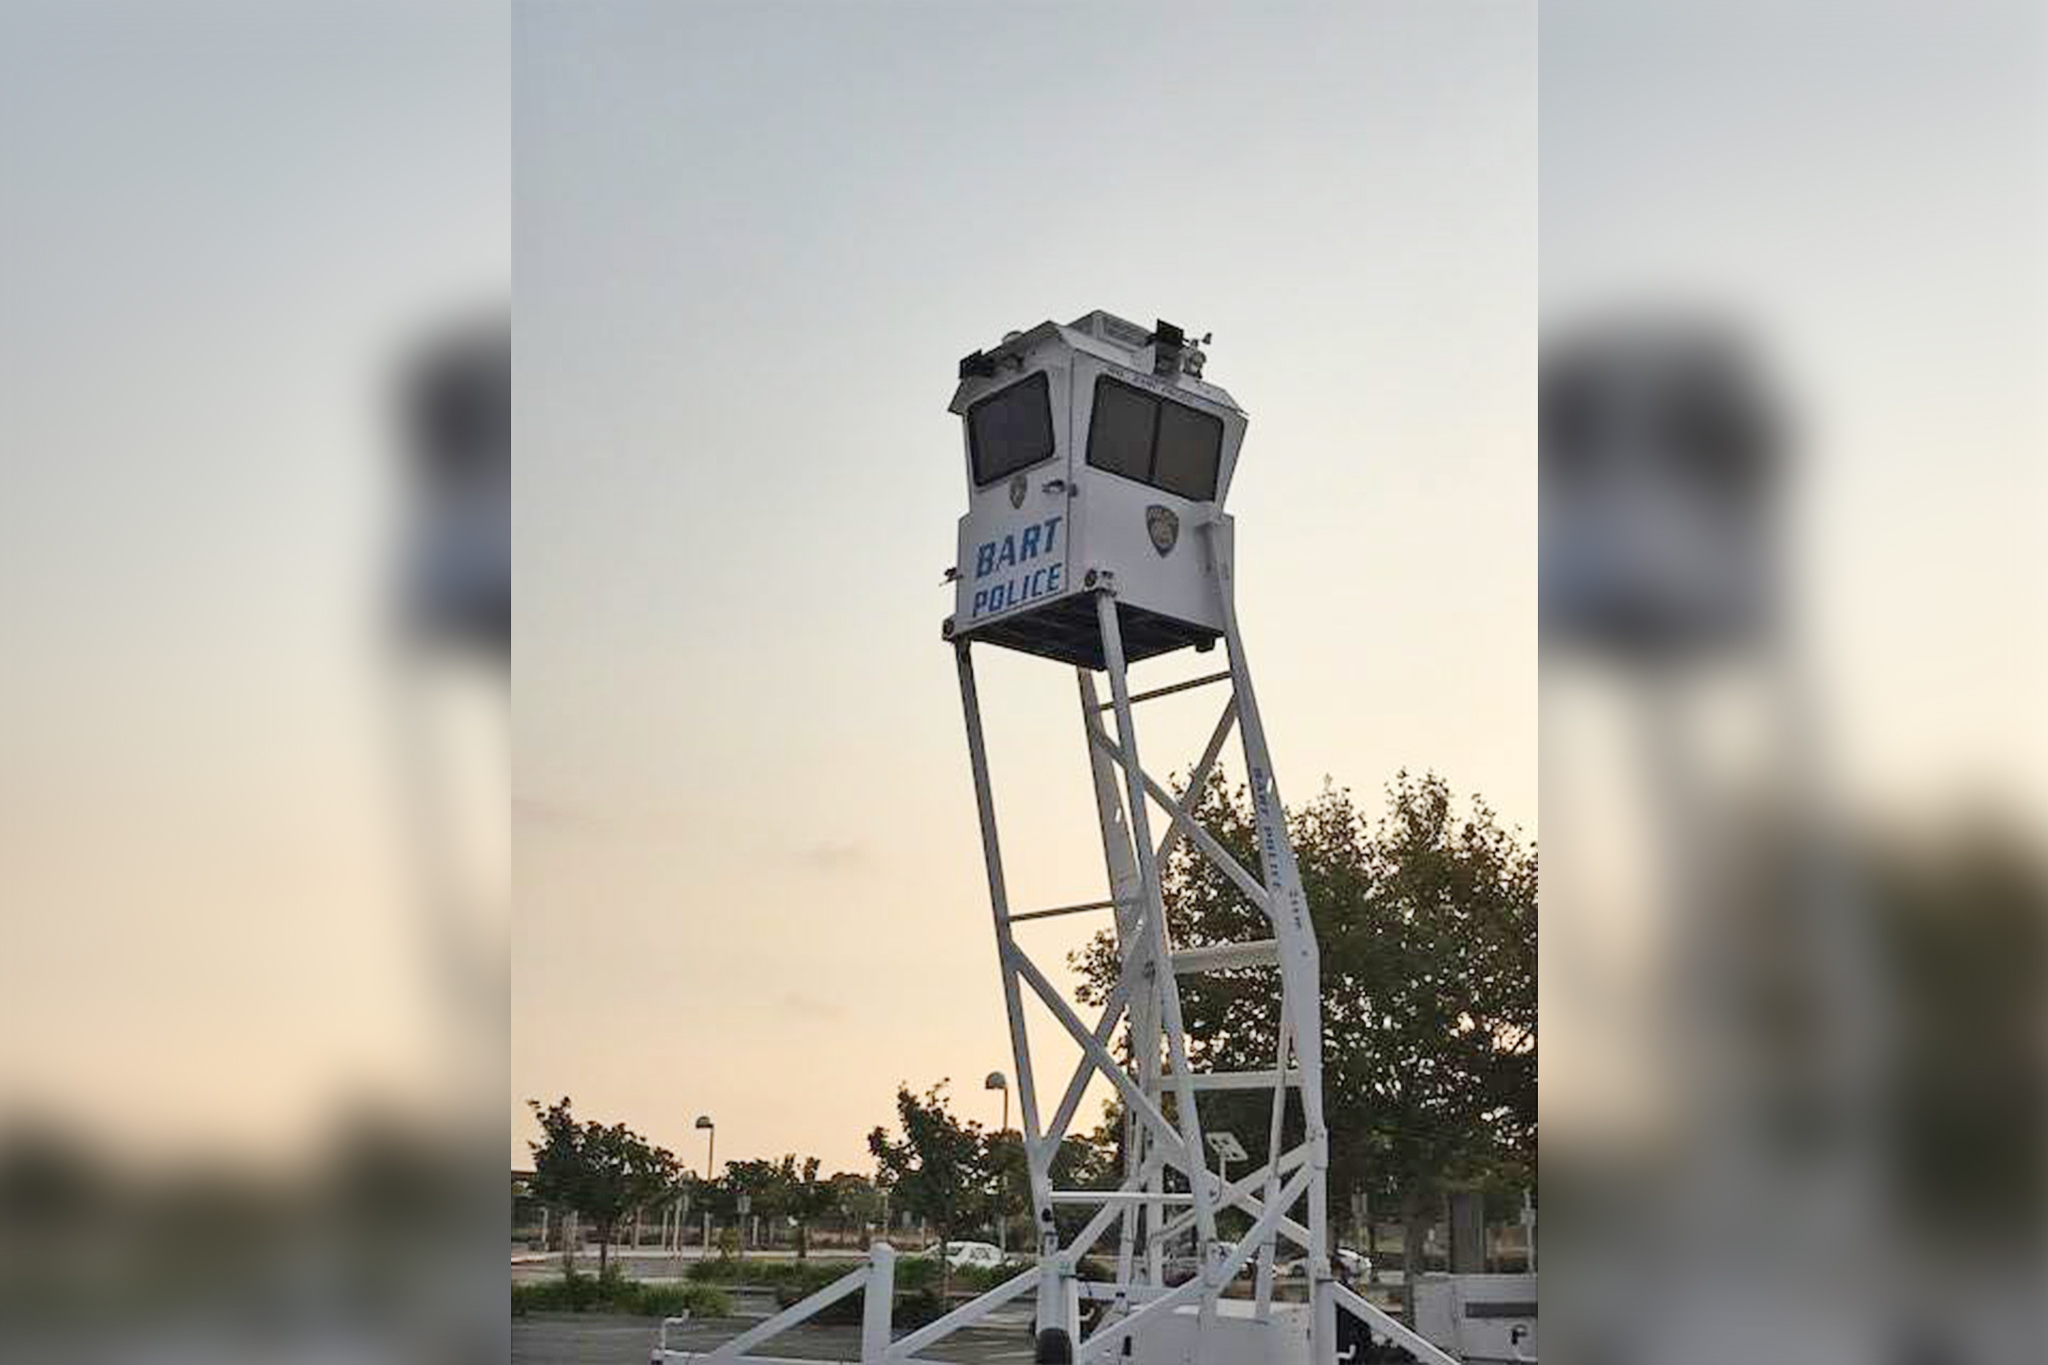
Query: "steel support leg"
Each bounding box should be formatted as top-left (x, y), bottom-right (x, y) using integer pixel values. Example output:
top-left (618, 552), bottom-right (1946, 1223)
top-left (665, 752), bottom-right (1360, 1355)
top-left (955, 641), bottom-right (1067, 1338)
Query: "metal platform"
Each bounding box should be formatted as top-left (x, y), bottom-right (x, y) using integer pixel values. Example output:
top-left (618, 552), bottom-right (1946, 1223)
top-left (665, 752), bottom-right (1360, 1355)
top-left (949, 595), bottom-right (1220, 670)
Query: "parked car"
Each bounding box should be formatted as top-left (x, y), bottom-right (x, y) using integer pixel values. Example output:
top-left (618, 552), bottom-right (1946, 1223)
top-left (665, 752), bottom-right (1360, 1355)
top-left (1161, 1240), bottom-right (1242, 1285)
top-left (1277, 1247), bottom-right (1373, 1281)
top-left (933, 1240), bottom-right (1005, 1270)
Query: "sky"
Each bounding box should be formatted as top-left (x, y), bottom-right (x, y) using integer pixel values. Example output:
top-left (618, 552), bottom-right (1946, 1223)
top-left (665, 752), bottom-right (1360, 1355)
top-left (0, 5), bottom-right (509, 1168)
top-left (512, 1), bottom-right (1536, 1174)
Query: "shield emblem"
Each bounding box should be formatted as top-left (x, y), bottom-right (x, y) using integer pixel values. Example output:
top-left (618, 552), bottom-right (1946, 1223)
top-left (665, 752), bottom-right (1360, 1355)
top-left (1008, 474), bottom-right (1028, 509)
top-left (1146, 505), bottom-right (1179, 556)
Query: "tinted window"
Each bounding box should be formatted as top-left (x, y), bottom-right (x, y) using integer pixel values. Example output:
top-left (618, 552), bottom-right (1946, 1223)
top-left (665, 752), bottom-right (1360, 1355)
top-left (1086, 376), bottom-right (1224, 501)
top-left (1087, 378), bottom-right (1156, 482)
top-left (968, 372), bottom-right (1055, 486)
top-left (1153, 401), bottom-right (1223, 500)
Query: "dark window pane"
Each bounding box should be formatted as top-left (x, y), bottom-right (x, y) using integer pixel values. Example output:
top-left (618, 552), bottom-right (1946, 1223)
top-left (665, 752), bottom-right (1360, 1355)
top-left (969, 372), bottom-right (1055, 485)
top-left (1153, 400), bottom-right (1223, 501)
top-left (1087, 378), bottom-right (1156, 482)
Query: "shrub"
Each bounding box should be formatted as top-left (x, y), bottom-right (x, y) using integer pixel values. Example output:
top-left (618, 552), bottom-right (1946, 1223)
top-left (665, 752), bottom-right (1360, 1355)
top-left (894, 1289), bottom-right (948, 1329)
top-left (623, 1282), bottom-right (731, 1318)
top-left (781, 1282), bottom-right (866, 1326)
top-left (509, 1269), bottom-right (730, 1319)
top-left (689, 1257), bottom-right (849, 1289)
top-left (769, 1262), bottom-right (864, 1304)
top-left (893, 1256), bottom-right (938, 1292)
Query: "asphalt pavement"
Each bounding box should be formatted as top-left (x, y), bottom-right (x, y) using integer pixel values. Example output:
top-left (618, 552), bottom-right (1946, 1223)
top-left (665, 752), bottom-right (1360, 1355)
top-left (512, 1314), bottom-right (1041, 1364)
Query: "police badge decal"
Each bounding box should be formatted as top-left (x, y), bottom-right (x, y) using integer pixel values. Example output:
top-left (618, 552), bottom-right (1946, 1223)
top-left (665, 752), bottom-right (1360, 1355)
top-left (1145, 504), bottom-right (1179, 556)
top-left (1008, 474), bottom-right (1028, 509)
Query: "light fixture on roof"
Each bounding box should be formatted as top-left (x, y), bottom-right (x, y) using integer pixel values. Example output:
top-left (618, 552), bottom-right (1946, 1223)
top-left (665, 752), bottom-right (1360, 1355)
top-left (1150, 319), bottom-right (1186, 376)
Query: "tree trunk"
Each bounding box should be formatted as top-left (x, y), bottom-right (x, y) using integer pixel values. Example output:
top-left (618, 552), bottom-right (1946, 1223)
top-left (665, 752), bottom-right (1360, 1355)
top-left (597, 1222), bottom-right (611, 1279)
top-left (797, 1221), bottom-right (809, 1259)
top-left (1400, 1187), bottom-right (1427, 1323)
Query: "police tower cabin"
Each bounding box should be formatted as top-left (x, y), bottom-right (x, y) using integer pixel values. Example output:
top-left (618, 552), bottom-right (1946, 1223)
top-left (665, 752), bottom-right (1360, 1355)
top-left (943, 311), bottom-right (1248, 668)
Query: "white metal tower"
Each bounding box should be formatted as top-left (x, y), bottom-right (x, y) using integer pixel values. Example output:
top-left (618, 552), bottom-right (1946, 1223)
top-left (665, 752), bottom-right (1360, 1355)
top-left (945, 309), bottom-right (1352, 1365)
top-left (660, 311), bottom-right (1453, 1365)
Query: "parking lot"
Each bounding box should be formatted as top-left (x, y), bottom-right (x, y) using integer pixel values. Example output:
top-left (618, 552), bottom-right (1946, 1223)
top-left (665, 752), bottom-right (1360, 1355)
top-left (512, 1314), bottom-right (1042, 1364)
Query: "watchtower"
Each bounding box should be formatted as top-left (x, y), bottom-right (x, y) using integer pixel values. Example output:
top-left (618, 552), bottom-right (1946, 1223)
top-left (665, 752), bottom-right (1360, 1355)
top-left (661, 312), bottom-right (1456, 1365)
top-left (939, 313), bottom-right (1450, 1365)
top-left (943, 310), bottom-right (1245, 667)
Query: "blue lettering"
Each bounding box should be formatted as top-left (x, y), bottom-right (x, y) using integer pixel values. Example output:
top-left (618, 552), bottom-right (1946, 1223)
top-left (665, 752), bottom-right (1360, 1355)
top-left (969, 538), bottom-right (1071, 621)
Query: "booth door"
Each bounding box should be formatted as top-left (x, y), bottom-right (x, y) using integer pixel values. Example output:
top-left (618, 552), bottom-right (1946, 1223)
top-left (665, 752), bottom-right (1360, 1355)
top-left (954, 364), bottom-right (1076, 633)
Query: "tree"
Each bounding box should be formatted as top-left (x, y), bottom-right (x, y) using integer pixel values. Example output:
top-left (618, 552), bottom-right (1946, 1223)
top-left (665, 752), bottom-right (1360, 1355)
top-left (1073, 771), bottom-right (1536, 1308)
top-left (525, 1097), bottom-right (680, 1279)
top-left (977, 1099), bottom-right (1123, 1253)
top-left (983, 1129), bottom-right (1030, 1251)
top-left (776, 1155), bottom-right (842, 1258)
top-left (722, 1157), bottom-right (788, 1252)
top-left (830, 1170), bottom-right (886, 1241)
top-left (868, 1081), bottom-right (989, 1297)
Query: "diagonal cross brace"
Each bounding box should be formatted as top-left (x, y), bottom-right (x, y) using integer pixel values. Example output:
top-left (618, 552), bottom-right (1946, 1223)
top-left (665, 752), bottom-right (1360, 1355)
top-left (1035, 975), bottom-right (1130, 1160)
top-left (1153, 696), bottom-right (1239, 868)
top-left (882, 1264), bottom-right (1039, 1362)
top-left (1332, 1282), bottom-right (1463, 1365)
top-left (1007, 945), bottom-right (1196, 1175)
top-left (699, 1262), bottom-right (868, 1362)
top-left (1152, 1141), bottom-right (1315, 1250)
top-left (1077, 1164), bottom-right (1315, 1363)
top-left (1085, 726), bottom-right (1272, 919)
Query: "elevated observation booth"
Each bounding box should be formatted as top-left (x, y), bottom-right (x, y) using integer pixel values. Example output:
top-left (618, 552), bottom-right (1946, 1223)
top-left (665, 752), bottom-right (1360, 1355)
top-left (658, 312), bottom-right (1463, 1365)
top-left (942, 311), bottom-right (1246, 668)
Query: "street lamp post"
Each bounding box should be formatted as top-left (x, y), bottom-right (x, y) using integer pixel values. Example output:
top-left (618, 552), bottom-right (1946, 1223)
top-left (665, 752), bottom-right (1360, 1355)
top-left (695, 1115), bottom-right (716, 1256)
top-left (984, 1071), bottom-right (1009, 1256)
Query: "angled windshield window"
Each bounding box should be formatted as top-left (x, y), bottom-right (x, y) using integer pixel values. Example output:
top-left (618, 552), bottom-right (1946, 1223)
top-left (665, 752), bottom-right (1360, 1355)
top-left (968, 372), bottom-right (1055, 486)
top-left (1153, 400), bottom-right (1223, 500)
top-left (1086, 377), bottom-right (1156, 482)
top-left (1086, 375), bottom-right (1223, 501)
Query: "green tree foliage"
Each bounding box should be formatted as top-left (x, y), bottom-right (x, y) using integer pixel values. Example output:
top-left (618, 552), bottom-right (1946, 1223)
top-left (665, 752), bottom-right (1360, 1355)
top-left (867, 1081), bottom-right (987, 1296)
top-left (525, 1097), bottom-right (680, 1279)
top-left (830, 1170), bottom-right (884, 1237)
top-left (721, 1157), bottom-right (786, 1250)
top-left (963, 1095), bottom-right (1123, 1253)
top-left (1072, 771), bottom-right (1536, 1292)
top-left (776, 1155), bottom-right (842, 1258)
top-left (983, 1129), bottom-right (1030, 1248)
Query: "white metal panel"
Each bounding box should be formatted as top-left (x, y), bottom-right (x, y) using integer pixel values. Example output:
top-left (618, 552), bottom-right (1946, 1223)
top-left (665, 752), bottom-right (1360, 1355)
top-left (1065, 351), bottom-right (1241, 635)
top-left (952, 353), bottom-right (1079, 631)
top-left (1415, 1273), bottom-right (1539, 1363)
top-left (1142, 1299), bottom-right (1314, 1365)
